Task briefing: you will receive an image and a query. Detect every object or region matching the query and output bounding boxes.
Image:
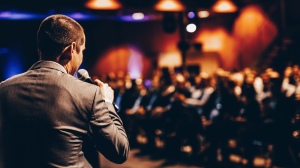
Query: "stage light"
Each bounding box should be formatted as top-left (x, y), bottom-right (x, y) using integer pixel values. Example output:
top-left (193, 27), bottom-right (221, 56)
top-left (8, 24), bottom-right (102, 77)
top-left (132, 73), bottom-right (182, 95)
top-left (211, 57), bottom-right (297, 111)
top-left (0, 48), bottom-right (8, 54)
top-left (132, 12), bottom-right (144, 20)
top-left (3, 50), bottom-right (24, 80)
top-left (198, 11), bottom-right (209, 18)
top-left (0, 11), bottom-right (44, 20)
top-left (212, 0), bottom-right (238, 13)
top-left (128, 47), bottom-right (143, 79)
top-left (188, 11), bottom-right (195, 19)
top-left (67, 12), bottom-right (96, 20)
top-left (85, 0), bottom-right (121, 10)
top-left (186, 23), bottom-right (197, 33)
top-left (154, 0), bottom-right (185, 12)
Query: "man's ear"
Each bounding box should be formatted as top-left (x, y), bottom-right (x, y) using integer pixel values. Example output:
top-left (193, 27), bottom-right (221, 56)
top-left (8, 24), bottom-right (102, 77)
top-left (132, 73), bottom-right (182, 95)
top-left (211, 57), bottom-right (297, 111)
top-left (58, 42), bottom-right (76, 65)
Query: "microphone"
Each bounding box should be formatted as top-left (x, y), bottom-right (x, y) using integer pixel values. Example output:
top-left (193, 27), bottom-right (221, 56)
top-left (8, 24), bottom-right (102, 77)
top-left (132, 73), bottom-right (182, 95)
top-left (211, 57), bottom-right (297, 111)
top-left (77, 69), bottom-right (119, 112)
top-left (77, 69), bottom-right (97, 85)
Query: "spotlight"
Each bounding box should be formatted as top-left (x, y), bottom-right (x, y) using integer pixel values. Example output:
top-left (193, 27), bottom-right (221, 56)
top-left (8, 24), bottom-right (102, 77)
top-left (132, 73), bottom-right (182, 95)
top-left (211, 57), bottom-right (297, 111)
top-left (198, 11), bottom-right (209, 18)
top-left (132, 12), bottom-right (144, 20)
top-left (154, 0), bottom-right (185, 11)
top-left (85, 0), bottom-right (122, 10)
top-left (188, 11), bottom-right (195, 19)
top-left (186, 23), bottom-right (197, 33)
top-left (212, 0), bottom-right (238, 13)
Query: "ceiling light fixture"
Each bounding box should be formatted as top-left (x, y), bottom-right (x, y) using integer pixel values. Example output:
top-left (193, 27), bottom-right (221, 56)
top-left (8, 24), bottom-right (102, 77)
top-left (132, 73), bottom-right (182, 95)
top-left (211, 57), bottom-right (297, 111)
top-left (85, 0), bottom-right (122, 10)
top-left (212, 0), bottom-right (238, 13)
top-left (154, 0), bottom-right (185, 12)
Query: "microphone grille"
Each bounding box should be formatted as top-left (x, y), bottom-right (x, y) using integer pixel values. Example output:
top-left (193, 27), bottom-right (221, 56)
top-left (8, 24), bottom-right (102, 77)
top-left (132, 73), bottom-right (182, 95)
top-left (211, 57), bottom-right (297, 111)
top-left (77, 69), bottom-right (90, 81)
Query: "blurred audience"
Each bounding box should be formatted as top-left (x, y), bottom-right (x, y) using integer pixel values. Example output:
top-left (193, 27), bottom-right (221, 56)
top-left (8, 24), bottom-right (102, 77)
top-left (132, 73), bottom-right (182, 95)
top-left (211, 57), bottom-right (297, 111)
top-left (93, 64), bottom-right (300, 167)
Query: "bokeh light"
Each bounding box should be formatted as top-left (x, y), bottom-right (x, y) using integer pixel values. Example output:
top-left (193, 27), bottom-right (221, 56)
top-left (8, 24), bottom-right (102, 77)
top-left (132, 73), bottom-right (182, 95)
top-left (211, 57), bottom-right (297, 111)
top-left (186, 23), bottom-right (197, 33)
top-left (212, 0), bottom-right (238, 13)
top-left (188, 11), bottom-right (195, 19)
top-left (198, 11), bottom-right (210, 18)
top-left (128, 47), bottom-right (143, 79)
top-left (132, 13), bottom-right (144, 20)
top-left (85, 0), bottom-right (122, 10)
top-left (154, 0), bottom-right (185, 11)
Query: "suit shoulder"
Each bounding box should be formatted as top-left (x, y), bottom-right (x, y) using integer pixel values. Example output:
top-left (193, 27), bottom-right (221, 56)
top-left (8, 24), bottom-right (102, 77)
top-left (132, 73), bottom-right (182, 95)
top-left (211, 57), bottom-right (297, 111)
top-left (59, 73), bottom-right (100, 97)
top-left (0, 72), bottom-right (28, 88)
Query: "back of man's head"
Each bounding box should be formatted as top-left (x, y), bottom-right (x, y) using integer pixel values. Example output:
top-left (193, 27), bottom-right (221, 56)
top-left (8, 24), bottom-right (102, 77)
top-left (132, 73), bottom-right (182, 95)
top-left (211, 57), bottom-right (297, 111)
top-left (37, 14), bottom-right (84, 60)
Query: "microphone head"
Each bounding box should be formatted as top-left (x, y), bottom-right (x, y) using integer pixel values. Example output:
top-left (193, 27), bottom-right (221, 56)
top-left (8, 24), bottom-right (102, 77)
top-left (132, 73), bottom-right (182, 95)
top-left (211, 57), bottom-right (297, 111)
top-left (77, 69), bottom-right (90, 81)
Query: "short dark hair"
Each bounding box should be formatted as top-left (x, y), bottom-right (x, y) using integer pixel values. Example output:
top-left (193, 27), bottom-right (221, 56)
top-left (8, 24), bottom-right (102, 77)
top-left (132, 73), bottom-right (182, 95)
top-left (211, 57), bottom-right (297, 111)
top-left (37, 14), bottom-right (84, 60)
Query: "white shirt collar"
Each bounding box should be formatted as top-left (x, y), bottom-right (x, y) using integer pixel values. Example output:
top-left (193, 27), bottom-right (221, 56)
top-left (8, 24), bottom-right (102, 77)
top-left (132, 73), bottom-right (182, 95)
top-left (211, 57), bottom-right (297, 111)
top-left (42, 60), bottom-right (67, 74)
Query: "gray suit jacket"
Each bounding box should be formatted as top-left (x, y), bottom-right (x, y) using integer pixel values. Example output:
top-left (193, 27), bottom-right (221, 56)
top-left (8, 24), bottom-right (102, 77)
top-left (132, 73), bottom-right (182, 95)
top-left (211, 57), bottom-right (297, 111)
top-left (0, 61), bottom-right (129, 168)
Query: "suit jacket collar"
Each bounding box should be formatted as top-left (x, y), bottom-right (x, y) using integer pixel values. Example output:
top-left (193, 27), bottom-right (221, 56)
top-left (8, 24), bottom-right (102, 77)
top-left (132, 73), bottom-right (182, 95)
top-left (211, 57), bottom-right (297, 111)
top-left (29, 61), bottom-right (68, 74)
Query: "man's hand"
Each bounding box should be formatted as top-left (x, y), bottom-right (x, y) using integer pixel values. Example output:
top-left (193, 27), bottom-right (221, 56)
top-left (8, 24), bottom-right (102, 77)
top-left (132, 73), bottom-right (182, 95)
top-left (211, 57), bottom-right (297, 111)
top-left (95, 79), bottom-right (114, 103)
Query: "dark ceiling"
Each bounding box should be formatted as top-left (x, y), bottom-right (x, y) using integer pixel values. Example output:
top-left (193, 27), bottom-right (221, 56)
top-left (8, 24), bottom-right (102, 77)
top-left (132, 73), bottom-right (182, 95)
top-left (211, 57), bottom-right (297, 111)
top-left (0, 0), bottom-right (279, 13)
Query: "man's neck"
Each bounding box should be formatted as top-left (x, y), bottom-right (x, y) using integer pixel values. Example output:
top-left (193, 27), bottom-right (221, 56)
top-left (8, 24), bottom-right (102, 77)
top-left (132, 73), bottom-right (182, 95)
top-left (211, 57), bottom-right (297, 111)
top-left (39, 60), bottom-right (68, 74)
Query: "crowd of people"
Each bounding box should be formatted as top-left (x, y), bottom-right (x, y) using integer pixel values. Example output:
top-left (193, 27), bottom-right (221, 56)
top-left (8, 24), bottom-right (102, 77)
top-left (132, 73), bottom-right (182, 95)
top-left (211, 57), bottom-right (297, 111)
top-left (93, 64), bottom-right (300, 167)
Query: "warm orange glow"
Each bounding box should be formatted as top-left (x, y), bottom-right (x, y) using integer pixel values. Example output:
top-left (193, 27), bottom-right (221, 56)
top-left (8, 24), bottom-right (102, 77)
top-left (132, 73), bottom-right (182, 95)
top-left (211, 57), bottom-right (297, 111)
top-left (194, 5), bottom-right (277, 70)
top-left (85, 0), bottom-right (121, 10)
top-left (158, 51), bottom-right (182, 68)
top-left (253, 157), bottom-right (266, 167)
top-left (233, 5), bottom-right (277, 68)
top-left (154, 0), bottom-right (185, 12)
top-left (229, 154), bottom-right (242, 163)
top-left (195, 28), bottom-right (237, 69)
top-left (198, 11), bottom-right (210, 18)
top-left (212, 0), bottom-right (238, 13)
top-left (90, 46), bottom-right (152, 80)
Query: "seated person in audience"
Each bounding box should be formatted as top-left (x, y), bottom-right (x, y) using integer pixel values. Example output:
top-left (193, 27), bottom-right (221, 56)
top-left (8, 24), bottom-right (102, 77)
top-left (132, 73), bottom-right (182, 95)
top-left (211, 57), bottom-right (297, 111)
top-left (150, 75), bottom-right (176, 116)
top-left (114, 73), bottom-right (131, 117)
top-left (176, 72), bottom-right (215, 116)
top-left (282, 66), bottom-right (297, 97)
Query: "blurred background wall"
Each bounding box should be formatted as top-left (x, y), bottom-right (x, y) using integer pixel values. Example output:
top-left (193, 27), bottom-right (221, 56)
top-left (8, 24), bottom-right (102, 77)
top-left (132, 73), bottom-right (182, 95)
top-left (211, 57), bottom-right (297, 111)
top-left (0, 0), bottom-right (298, 81)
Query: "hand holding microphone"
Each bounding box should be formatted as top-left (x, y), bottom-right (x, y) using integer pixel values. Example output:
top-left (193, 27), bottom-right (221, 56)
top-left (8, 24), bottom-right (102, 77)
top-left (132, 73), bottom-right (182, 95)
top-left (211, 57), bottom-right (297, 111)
top-left (77, 69), bottom-right (118, 111)
top-left (94, 79), bottom-right (114, 103)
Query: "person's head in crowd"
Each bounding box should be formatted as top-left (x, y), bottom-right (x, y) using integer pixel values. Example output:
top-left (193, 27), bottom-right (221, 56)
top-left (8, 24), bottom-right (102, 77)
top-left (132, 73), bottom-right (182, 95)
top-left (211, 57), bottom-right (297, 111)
top-left (151, 75), bottom-right (160, 89)
top-left (242, 84), bottom-right (256, 101)
top-left (216, 68), bottom-right (227, 77)
top-left (243, 68), bottom-right (252, 76)
top-left (270, 77), bottom-right (281, 97)
top-left (108, 72), bottom-right (116, 80)
top-left (261, 73), bottom-right (270, 85)
top-left (284, 66), bottom-right (293, 78)
top-left (195, 75), bottom-right (201, 86)
top-left (124, 73), bottom-right (132, 89)
top-left (159, 74), bottom-right (173, 90)
top-left (182, 69), bottom-right (190, 79)
top-left (135, 78), bottom-right (145, 91)
top-left (245, 73), bottom-right (255, 84)
top-left (117, 78), bottom-right (125, 90)
top-left (197, 72), bottom-right (211, 89)
top-left (107, 72), bottom-right (117, 89)
top-left (210, 76), bottom-right (216, 87)
top-left (265, 68), bottom-right (273, 74)
top-left (175, 74), bottom-right (186, 89)
top-left (293, 64), bottom-right (299, 74)
top-left (261, 97), bottom-right (272, 117)
top-left (117, 71), bottom-right (125, 80)
top-left (293, 64), bottom-right (299, 81)
top-left (187, 76), bottom-right (196, 87)
top-left (229, 72), bottom-right (244, 86)
top-left (37, 14), bottom-right (85, 76)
